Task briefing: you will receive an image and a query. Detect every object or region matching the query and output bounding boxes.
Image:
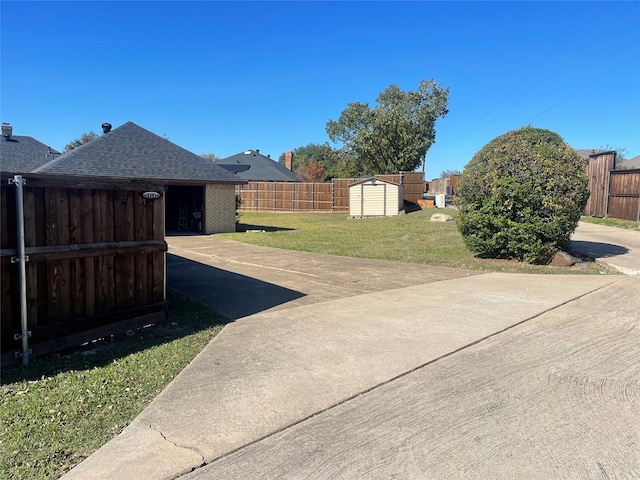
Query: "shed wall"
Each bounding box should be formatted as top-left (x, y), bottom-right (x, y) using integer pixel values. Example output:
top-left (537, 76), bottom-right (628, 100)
top-left (349, 181), bottom-right (401, 217)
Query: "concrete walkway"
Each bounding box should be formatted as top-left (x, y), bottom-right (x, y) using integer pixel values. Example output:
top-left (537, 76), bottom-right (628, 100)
top-left (62, 236), bottom-right (640, 480)
top-left (571, 221), bottom-right (640, 275)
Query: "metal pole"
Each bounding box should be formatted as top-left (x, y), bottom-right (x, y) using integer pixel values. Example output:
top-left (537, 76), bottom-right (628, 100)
top-left (604, 169), bottom-right (611, 218)
top-left (9, 175), bottom-right (30, 365)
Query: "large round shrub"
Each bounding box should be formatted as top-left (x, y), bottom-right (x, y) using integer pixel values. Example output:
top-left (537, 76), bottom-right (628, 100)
top-left (455, 126), bottom-right (589, 263)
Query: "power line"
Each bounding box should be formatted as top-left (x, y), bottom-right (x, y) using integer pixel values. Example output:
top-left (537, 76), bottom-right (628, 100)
top-left (522, 50), bottom-right (640, 125)
top-left (474, 1), bottom-right (639, 131)
top-left (447, 1), bottom-right (608, 143)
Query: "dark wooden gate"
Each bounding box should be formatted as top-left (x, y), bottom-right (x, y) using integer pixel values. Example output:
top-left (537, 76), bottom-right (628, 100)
top-left (607, 169), bottom-right (640, 221)
top-left (1, 173), bottom-right (167, 366)
top-left (584, 151), bottom-right (616, 218)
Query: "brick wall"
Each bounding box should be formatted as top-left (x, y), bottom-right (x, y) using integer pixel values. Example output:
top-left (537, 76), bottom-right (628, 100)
top-left (204, 183), bottom-right (237, 233)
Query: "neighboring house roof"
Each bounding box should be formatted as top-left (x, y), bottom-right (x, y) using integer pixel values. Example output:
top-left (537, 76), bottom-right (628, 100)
top-left (0, 134), bottom-right (61, 173)
top-left (215, 150), bottom-right (300, 182)
top-left (617, 154), bottom-right (640, 170)
top-left (31, 121), bottom-right (244, 184)
top-left (573, 149), bottom-right (606, 161)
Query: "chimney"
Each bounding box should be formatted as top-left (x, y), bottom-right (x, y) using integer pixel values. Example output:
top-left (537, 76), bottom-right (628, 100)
top-left (285, 151), bottom-right (293, 170)
top-left (101, 123), bottom-right (112, 134)
top-left (2, 123), bottom-right (12, 139)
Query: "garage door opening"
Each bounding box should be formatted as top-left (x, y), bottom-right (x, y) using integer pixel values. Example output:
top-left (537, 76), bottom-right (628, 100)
top-left (166, 185), bottom-right (204, 233)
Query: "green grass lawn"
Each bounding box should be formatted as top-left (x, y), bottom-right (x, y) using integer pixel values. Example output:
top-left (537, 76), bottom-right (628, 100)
top-left (580, 215), bottom-right (640, 231)
top-left (222, 208), bottom-right (615, 274)
top-left (0, 291), bottom-right (227, 480)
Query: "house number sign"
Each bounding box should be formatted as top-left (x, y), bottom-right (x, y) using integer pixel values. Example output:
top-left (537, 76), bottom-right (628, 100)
top-left (141, 191), bottom-right (161, 200)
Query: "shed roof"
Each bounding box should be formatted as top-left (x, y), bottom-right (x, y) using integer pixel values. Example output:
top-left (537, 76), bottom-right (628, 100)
top-left (215, 150), bottom-right (299, 182)
top-left (0, 135), bottom-right (61, 173)
top-left (349, 177), bottom-right (400, 187)
top-left (32, 121), bottom-right (244, 184)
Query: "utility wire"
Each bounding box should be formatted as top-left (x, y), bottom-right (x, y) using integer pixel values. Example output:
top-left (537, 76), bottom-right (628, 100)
top-left (447, 0), bottom-right (608, 142)
top-left (522, 50), bottom-right (639, 124)
top-left (474, 1), bottom-right (639, 131)
top-left (444, 49), bottom-right (639, 163)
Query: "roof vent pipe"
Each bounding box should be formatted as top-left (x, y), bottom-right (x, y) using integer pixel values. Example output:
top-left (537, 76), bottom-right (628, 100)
top-left (2, 123), bottom-right (13, 139)
top-left (102, 123), bottom-right (112, 134)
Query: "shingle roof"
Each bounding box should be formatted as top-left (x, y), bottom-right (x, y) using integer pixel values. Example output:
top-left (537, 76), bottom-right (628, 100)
top-left (617, 154), bottom-right (640, 170)
top-left (0, 135), bottom-right (61, 173)
top-left (215, 150), bottom-right (300, 182)
top-left (33, 121), bottom-right (244, 184)
top-left (573, 149), bottom-right (606, 161)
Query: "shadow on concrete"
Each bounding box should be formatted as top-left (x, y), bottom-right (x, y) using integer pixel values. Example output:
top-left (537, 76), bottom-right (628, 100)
top-left (570, 240), bottom-right (629, 259)
top-left (166, 230), bottom-right (205, 237)
top-left (167, 253), bottom-right (306, 320)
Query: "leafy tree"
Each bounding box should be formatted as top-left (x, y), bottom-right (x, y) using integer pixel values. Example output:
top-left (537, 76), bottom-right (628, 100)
top-left (326, 80), bottom-right (449, 176)
top-left (295, 158), bottom-right (326, 182)
top-left (201, 153), bottom-right (221, 162)
top-left (440, 169), bottom-right (461, 179)
top-left (64, 131), bottom-right (100, 152)
top-left (278, 143), bottom-right (356, 181)
top-left (455, 126), bottom-right (589, 264)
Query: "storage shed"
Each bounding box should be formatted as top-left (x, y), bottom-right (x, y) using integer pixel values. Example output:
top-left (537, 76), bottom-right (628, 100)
top-left (349, 178), bottom-right (404, 217)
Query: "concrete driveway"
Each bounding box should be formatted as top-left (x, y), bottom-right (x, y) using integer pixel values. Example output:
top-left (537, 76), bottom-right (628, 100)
top-left (63, 236), bottom-right (640, 480)
top-left (571, 221), bottom-right (640, 275)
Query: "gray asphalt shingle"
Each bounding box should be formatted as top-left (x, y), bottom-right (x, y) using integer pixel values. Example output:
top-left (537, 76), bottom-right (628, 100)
top-left (0, 135), bottom-right (61, 173)
top-left (32, 121), bottom-right (243, 183)
top-left (215, 150), bottom-right (299, 182)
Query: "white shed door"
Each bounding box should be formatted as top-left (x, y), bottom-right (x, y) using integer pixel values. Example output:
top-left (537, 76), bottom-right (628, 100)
top-left (362, 184), bottom-right (386, 216)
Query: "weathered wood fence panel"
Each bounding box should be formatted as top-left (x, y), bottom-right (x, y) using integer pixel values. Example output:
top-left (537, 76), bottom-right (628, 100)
top-left (237, 172), bottom-right (426, 213)
top-left (378, 172), bottom-right (425, 204)
top-left (1, 174), bottom-right (167, 365)
top-left (607, 169), bottom-right (640, 221)
top-left (427, 175), bottom-right (459, 196)
top-left (584, 152), bottom-right (616, 218)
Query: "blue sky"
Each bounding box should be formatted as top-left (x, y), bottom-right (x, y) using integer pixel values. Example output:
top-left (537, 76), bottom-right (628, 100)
top-left (2, 1), bottom-right (638, 180)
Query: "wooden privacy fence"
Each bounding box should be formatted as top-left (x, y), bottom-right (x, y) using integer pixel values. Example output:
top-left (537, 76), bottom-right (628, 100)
top-left (1, 173), bottom-right (167, 366)
top-left (607, 169), bottom-right (640, 221)
top-left (237, 172), bottom-right (425, 213)
top-left (584, 151), bottom-right (640, 221)
top-left (428, 175), bottom-right (459, 195)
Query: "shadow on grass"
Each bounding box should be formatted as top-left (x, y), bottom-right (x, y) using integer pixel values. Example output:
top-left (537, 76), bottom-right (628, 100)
top-left (1, 290), bottom-right (228, 384)
top-left (235, 223), bottom-right (296, 233)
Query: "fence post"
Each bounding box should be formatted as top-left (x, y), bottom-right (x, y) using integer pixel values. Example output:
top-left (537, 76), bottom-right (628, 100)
top-left (8, 175), bottom-right (31, 365)
top-left (331, 179), bottom-right (334, 212)
top-left (604, 169), bottom-right (611, 218)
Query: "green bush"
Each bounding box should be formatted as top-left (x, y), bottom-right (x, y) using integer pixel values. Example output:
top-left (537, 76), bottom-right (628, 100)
top-left (455, 126), bottom-right (589, 263)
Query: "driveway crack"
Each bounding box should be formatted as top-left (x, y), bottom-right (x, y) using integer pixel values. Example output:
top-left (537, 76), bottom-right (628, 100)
top-left (150, 425), bottom-right (207, 470)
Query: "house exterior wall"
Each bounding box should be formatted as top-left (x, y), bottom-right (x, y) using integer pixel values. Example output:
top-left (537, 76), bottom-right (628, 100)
top-left (205, 183), bottom-right (237, 233)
